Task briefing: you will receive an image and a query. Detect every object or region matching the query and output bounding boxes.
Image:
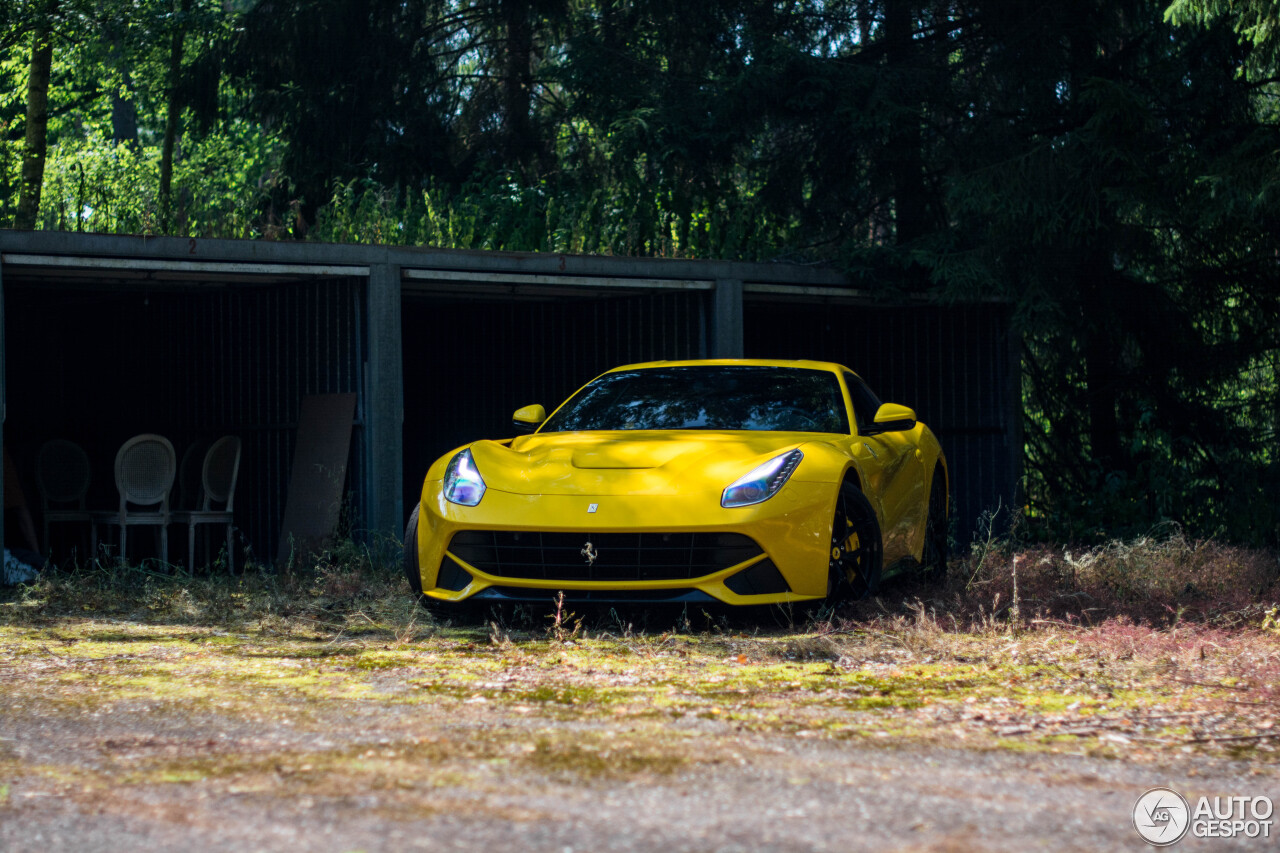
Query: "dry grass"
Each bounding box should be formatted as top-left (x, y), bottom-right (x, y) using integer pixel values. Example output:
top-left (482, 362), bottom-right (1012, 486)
top-left (0, 538), bottom-right (431, 643)
top-left (4, 529), bottom-right (1278, 641)
top-left (835, 526), bottom-right (1280, 633)
top-left (3, 532), bottom-right (1280, 766)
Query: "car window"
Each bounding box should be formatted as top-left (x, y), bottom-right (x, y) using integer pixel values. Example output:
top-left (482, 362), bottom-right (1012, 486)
top-left (540, 366), bottom-right (851, 433)
top-left (844, 373), bottom-right (883, 431)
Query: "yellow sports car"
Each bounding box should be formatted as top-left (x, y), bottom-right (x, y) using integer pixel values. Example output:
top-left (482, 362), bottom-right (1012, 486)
top-left (404, 359), bottom-right (948, 607)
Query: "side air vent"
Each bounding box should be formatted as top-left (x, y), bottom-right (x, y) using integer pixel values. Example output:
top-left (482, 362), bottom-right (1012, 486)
top-left (723, 559), bottom-right (791, 596)
top-left (435, 556), bottom-right (473, 591)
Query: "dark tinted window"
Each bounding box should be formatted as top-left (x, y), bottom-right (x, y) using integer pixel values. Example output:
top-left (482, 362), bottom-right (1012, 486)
top-left (540, 366), bottom-right (851, 433)
top-left (844, 373), bottom-right (883, 430)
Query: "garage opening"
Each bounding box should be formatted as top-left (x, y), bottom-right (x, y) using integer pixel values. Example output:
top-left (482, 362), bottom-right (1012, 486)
top-left (3, 264), bottom-right (366, 566)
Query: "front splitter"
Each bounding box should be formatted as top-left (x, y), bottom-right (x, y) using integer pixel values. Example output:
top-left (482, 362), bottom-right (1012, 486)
top-left (466, 586), bottom-right (718, 605)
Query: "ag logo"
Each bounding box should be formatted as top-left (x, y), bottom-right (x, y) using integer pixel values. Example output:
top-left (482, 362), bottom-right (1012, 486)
top-left (1133, 787), bottom-right (1191, 846)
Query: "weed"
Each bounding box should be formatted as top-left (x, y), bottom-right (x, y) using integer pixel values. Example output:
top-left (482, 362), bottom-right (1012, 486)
top-left (1262, 606), bottom-right (1280, 635)
top-left (1010, 554), bottom-right (1022, 632)
top-left (544, 592), bottom-right (582, 643)
top-left (488, 620), bottom-right (512, 648)
top-left (965, 499), bottom-right (1010, 592)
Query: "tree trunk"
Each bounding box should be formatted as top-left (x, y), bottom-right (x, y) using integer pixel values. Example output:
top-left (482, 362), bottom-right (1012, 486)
top-left (501, 0), bottom-right (534, 174)
top-left (883, 0), bottom-right (929, 247)
top-left (109, 37), bottom-right (138, 147)
top-left (159, 0), bottom-right (191, 230)
top-left (15, 3), bottom-right (57, 231)
top-left (1080, 248), bottom-right (1126, 475)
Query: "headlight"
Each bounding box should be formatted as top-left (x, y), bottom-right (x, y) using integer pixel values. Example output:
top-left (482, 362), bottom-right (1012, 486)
top-left (443, 448), bottom-right (486, 506)
top-left (721, 449), bottom-right (803, 508)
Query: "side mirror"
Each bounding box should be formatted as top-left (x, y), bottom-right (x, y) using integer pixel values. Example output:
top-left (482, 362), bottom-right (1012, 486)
top-left (865, 403), bottom-right (917, 435)
top-left (512, 404), bottom-right (546, 433)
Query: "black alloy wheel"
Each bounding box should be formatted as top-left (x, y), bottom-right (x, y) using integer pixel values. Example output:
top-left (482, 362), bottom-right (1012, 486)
top-left (829, 481), bottom-right (883, 600)
top-left (921, 468), bottom-right (949, 583)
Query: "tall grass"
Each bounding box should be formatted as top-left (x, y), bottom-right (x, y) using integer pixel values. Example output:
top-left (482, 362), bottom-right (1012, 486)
top-left (4, 531), bottom-right (1277, 638)
top-left (893, 526), bottom-right (1280, 629)
top-left (4, 125), bottom-right (798, 261)
top-left (0, 539), bottom-right (428, 641)
top-left (5, 125), bottom-right (286, 238)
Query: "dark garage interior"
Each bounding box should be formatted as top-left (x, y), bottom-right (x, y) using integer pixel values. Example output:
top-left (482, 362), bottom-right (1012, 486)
top-left (3, 268), bottom-right (366, 566)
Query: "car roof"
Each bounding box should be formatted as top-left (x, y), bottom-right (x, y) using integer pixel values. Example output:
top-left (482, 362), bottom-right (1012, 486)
top-left (605, 358), bottom-right (855, 375)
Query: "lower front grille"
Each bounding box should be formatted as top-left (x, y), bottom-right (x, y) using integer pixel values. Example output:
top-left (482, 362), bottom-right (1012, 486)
top-left (473, 586), bottom-right (716, 604)
top-left (447, 530), bottom-right (763, 582)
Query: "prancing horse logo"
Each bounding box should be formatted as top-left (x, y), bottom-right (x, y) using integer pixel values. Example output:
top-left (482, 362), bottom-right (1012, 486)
top-left (580, 541), bottom-right (598, 566)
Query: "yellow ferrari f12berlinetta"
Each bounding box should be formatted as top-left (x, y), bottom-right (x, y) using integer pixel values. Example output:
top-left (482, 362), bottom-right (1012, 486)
top-left (405, 359), bottom-right (948, 608)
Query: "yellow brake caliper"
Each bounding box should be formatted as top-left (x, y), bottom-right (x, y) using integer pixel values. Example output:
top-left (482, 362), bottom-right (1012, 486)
top-left (832, 518), bottom-right (860, 583)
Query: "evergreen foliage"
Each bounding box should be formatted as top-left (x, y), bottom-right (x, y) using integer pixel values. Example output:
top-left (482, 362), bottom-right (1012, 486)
top-left (2, 1), bottom-right (1279, 543)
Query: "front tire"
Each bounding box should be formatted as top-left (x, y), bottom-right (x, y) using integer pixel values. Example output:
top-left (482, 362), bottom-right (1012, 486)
top-left (403, 504), bottom-right (424, 598)
top-left (829, 481), bottom-right (883, 600)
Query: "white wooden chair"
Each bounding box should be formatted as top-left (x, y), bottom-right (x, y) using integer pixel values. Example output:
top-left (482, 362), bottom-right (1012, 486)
top-left (34, 439), bottom-right (92, 555)
top-left (172, 436), bottom-right (241, 574)
top-left (177, 439), bottom-right (210, 510)
top-left (90, 434), bottom-right (176, 565)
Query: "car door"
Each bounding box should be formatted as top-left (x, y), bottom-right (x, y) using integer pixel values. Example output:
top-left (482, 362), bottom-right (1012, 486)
top-left (845, 373), bottom-right (921, 566)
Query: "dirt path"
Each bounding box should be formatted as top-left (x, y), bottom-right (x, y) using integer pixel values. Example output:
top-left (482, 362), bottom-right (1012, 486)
top-left (2, 619), bottom-right (1277, 851)
top-left (2, 710), bottom-right (1271, 852)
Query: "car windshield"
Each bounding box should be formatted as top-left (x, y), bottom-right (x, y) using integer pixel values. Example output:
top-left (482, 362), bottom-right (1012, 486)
top-left (539, 365), bottom-right (850, 433)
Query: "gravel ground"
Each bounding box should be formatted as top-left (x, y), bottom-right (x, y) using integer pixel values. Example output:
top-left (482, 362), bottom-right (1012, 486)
top-left (4, 603), bottom-right (1278, 853)
top-left (2, 700), bottom-right (1276, 852)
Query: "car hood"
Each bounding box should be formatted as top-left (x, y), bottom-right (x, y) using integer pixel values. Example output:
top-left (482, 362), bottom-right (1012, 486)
top-left (470, 431), bottom-right (813, 496)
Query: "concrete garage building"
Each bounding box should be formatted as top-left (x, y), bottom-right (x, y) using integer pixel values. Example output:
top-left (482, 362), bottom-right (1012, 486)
top-left (0, 231), bottom-right (1019, 565)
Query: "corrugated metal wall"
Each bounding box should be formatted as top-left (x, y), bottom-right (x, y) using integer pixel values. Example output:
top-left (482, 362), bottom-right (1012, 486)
top-left (401, 289), bottom-right (706, 513)
top-left (743, 299), bottom-right (1018, 542)
top-left (165, 278), bottom-right (366, 559)
top-left (7, 277), bottom-right (364, 563)
top-left (7, 257), bottom-right (1014, 565)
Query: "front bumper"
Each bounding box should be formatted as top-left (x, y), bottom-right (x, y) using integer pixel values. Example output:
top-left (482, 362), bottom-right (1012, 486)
top-left (414, 481), bottom-right (838, 606)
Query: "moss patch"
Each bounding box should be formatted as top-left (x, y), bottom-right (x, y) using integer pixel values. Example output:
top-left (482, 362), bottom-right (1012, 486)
top-left (4, 617), bottom-right (1278, 771)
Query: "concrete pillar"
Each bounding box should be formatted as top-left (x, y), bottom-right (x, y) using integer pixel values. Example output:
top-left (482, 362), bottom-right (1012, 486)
top-left (365, 262), bottom-right (403, 549)
top-left (712, 278), bottom-right (744, 358)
